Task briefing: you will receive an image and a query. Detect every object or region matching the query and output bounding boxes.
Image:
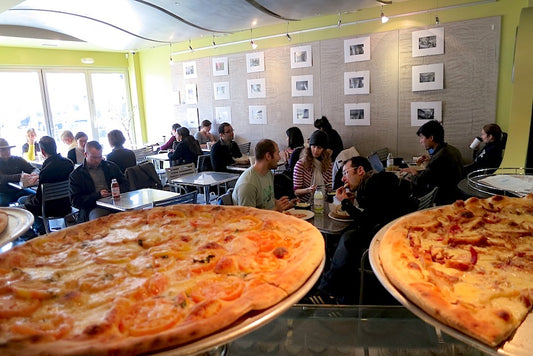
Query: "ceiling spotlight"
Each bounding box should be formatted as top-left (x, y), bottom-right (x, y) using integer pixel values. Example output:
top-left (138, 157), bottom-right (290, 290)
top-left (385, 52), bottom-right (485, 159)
top-left (188, 39), bottom-right (193, 51)
top-left (337, 12), bottom-right (342, 28)
top-left (286, 33), bottom-right (292, 41)
top-left (212, 34), bottom-right (216, 48)
top-left (380, 6), bottom-right (389, 23)
top-left (250, 40), bottom-right (258, 49)
top-left (376, 0), bottom-right (392, 4)
top-left (435, 16), bottom-right (440, 25)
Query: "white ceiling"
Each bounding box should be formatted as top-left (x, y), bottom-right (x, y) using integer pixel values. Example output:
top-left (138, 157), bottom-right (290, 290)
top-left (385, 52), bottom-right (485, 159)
top-left (0, 0), bottom-right (398, 52)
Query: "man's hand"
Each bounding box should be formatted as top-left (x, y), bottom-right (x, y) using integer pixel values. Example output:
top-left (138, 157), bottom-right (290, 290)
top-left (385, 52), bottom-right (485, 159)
top-left (275, 196), bottom-right (296, 212)
top-left (100, 189), bottom-right (111, 198)
top-left (400, 167), bottom-right (419, 176)
top-left (336, 185), bottom-right (354, 203)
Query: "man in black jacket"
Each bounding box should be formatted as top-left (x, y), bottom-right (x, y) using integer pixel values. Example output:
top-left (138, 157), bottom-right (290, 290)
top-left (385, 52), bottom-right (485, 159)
top-left (316, 156), bottom-right (417, 304)
top-left (21, 136), bottom-right (74, 234)
top-left (70, 141), bottom-right (128, 222)
top-left (210, 123), bottom-right (242, 172)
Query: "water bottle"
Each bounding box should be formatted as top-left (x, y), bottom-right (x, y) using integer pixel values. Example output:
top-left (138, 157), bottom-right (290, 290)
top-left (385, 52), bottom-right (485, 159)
top-left (111, 178), bottom-right (120, 200)
top-left (386, 153), bottom-right (394, 168)
top-left (313, 189), bottom-right (324, 214)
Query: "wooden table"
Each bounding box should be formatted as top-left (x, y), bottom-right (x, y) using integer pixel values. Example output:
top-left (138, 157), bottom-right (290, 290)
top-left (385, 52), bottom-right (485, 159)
top-left (96, 188), bottom-right (179, 211)
top-left (170, 171), bottom-right (240, 205)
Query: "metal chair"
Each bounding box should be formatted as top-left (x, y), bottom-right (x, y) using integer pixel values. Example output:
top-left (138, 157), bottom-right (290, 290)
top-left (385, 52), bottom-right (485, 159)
top-left (165, 163), bottom-right (196, 193)
top-left (237, 142), bottom-right (251, 156)
top-left (152, 191), bottom-right (198, 206)
top-left (196, 154), bottom-right (212, 173)
top-left (39, 180), bottom-right (78, 234)
top-left (417, 187), bottom-right (439, 210)
top-left (132, 147), bottom-right (151, 164)
top-left (216, 188), bottom-right (234, 205)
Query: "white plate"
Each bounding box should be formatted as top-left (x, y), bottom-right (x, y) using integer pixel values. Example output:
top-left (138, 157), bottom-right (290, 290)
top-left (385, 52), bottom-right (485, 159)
top-left (0, 207), bottom-right (34, 247)
top-left (284, 208), bottom-right (314, 220)
top-left (369, 215), bottom-right (530, 356)
top-left (327, 212), bottom-right (353, 222)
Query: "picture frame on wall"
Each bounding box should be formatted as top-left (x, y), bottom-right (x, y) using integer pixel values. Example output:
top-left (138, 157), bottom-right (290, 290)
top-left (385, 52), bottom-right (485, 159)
top-left (246, 52), bottom-right (265, 73)
top-left (212, 57), bottom-right (228, 76)
top-left (213, 82), bottom-right (230, 100)
top-left (249, 106), bottom-right (267, 125)
top-left (412, 27), bottom-right (444, 57)
top-left (183, 61), bottom-right (197, 79)
top-left (290, 45), bottom-right (312, 68)
top-left (344, 36), bottom-right (371, 63)
top-left (291, 75), bottom-right (313, 97)
top-left (410, 101), bottom-right (442, 126)
top-left (247, 78), bottom-right (266, 99)
top-left (292, 104), bottom-right (314, 125)
top-left (344, 103), bottom-right (370, 126)
top-left (412, 63), bottom-right (444, 91)
top-left (344, 71), bottom-right (370, 95)
top-left (215, 106), bottom-right (231, 124)
top-left (185, 83), bottom-right (197, 104)
top-left (186, 108), bottom-right (199, 128)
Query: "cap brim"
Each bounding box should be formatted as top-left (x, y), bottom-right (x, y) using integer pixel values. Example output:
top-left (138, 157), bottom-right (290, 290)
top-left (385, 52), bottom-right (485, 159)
top-left (0, 145), bottom-right (15, 149)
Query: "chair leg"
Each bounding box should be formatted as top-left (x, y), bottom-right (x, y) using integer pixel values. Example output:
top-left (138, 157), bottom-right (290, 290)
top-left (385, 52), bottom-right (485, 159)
top-left (358, 249), bottom-right (369, 305)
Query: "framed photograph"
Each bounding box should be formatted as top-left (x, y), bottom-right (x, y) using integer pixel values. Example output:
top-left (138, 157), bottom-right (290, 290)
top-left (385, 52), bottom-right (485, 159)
top-left (344, 36), bottom-right (370, 63)
top-left (412, 27), bottom-right (444, 57)
top-left (214, 82), bottom-right (230, 100)
top-left (185, 83), bottom-right (197, 104)
top-left (215, 106), bottom-right (231, 124)
top-left (344, 71), bottom-right (370, 95)
top-left (410, 101), bottom-right (442, 126)
top-left (291, 75), bottom-right (313, 97)
top-left (344, 103), bottom-right (370, 126)
top-left (183, 61), bottom-right (197, 79)
top-left (249, 106), bottom-right (267, 125)
top-left (212, 57), bottom-right (228, 76)
top-left (246, 52), bottom-right (265, 73)
top-left (290, 45), bottom-right (312, 68)
top-left (292, 104), bottom-right (314, 125)
top-left (186, 108), bottom-right (199, 128)
top-left (247, 78), bottom-right (266, 99)
top-left (412, 63), bottom-right (444, 91)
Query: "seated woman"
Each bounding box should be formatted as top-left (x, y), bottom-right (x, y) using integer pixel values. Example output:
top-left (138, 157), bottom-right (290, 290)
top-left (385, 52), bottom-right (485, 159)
top-left (464, 123), bottom-right (504, 175)
top-left (194, 120), bottom-right (216, 149)
top-left (293, 130), bottom-right (332, 203)
top-left (168, 127), bottom-right (203, 167)
top-left (67, 131), bottom-right (88, 164)
top-left (283, 127), bottom-right (305, 173)
top-left (106, 129), bottom-right (136, 173)
top-left (22, 128), bottom-right (41, 161)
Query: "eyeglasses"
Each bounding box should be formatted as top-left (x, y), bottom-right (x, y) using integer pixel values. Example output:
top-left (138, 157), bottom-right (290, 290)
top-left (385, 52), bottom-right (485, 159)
top-left (224, 129), bottom-right (234, 134)
top-left (342, 167), bottom-right (356, 176)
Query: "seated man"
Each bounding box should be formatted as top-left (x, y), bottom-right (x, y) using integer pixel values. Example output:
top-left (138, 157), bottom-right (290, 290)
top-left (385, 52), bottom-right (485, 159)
top-left (317, 156), bottom-right (417, 304)
top-left (210, 122), bottom-right (242, 172)
top-left (0, 138), bottom-right (38, 207)
top-left (232, 139), bottom-right (295, 211)
top-left (70, 141), bottom-right (128, 222)
top-left (401, 120), bottom-right (464, 205)
top-left (20, 136), bottom-right (74, 235)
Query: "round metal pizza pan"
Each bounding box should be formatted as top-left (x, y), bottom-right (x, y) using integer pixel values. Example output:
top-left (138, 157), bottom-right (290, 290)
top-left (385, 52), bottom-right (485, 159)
top-left (154, 255), bottom-right (325, 356)
top-left (368, 214), bottom-right (525, 356)
top-left (0, 207), bottom-right (34, 248)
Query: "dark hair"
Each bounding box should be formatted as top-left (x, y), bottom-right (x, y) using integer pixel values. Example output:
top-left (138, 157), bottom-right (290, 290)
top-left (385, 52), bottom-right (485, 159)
top-left (314, 116), bottom-right (332, 131)
top-left (107, 129), bottom-right (126, 148)
top-left (483, 123), bottom-right (502, 142)
top-left (200, 120), bottom-right (212, 128)
top-left (38, 136), bottom-right (57, 155)
top-left (416, 120), bottom-right (444, 144)
top-left (301, 144), bottom-right (332, 173)
top-left (255, 139), bottom-right (277, 160)
top-left (85, 140), bottom-right (102, 151)
top-left (178, 127), bottom-right (203, 155)
top-left (345, 156), bottom-right (372, 172)
top-left (286, 127), bottom-right (304, 149)
top-left (171, 123), bottom-right (181, 131)
top-left (218, 122), bottom-right (231, 135)
top-left (75, 131), bottom-right (88, 141)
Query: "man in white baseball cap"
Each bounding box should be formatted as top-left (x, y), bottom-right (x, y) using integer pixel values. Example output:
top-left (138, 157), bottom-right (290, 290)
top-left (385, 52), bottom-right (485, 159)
top-left (0, 138), bottom-right (38, 206)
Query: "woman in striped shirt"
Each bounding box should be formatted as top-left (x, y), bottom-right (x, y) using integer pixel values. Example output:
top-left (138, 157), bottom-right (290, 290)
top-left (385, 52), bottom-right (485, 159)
top-left (293, 130), bottom-right (332, 202)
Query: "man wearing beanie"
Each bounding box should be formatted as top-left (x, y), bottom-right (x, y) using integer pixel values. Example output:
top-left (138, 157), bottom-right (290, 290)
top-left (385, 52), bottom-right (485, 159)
top-left (293, 130), bottom-right (332, 203)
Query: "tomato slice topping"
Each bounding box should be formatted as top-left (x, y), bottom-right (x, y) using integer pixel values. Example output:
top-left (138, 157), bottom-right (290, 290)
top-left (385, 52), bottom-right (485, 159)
top-left (120, 298), bottom-right (184, 336)
top-left (190, 276), bottom-right (244, 303)
top-left (0, 294), bottom-right (40, 318)
top-left (10, 279), bottom-right (61, 300)
top-left (11, 313), bottom-right (73, 339)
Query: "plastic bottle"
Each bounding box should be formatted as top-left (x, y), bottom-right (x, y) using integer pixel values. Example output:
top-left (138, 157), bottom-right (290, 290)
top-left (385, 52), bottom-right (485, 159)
top-left (111, 178), bottom-right (120, 200)
top-left (386, 153), bottom-right (394, 168)
top-left (313, 189), bottom-right (324, 214)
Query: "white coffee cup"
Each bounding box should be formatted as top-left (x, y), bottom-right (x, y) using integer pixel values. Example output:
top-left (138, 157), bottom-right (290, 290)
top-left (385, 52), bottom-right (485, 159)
top-left (470, 137), bottom-right (482, 150)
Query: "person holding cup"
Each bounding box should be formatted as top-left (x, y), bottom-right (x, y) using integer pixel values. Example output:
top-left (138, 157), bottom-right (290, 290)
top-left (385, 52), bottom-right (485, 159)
top-left (464, 123), bottom-right (504, 175)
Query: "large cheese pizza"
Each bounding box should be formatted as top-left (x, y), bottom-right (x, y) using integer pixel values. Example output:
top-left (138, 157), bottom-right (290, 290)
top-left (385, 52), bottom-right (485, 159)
top-left (0, 205), bottom-right (324, 355)
top-left (379, 194), bottom-right (533, 347)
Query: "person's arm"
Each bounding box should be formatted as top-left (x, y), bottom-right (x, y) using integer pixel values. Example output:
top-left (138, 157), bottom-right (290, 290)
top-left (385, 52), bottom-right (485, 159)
top-left (231, 142), bottom-right (242, 158)
top-left (69, 169), bottom-right (100, 210)
top-left (210, 144), bottom-right (228, 172)
top-left (159, 136), bottom-right (176, 151)
top-left (293, 161), bottom-right (315, 196)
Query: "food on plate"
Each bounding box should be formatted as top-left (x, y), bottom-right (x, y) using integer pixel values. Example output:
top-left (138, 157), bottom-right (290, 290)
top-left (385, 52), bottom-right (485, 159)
top-left (330, 204), bottom-right (350, 219)
top-left (0, 205), bottom-right (324, 355)
top-left (0, 211), bottom-right (7, 235)
top-left (295, 202), bottom-right (311, 209)
top-left (284, 209), bottom-right (310, 219)
top-left (379, 195), bottom-right (533, 347)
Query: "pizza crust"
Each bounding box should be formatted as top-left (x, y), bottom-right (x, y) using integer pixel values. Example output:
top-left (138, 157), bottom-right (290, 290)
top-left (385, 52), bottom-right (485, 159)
top-left (0, 211), bottom-right (7, 235)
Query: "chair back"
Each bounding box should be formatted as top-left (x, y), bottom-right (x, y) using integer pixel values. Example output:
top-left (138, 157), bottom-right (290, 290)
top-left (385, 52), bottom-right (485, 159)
top-left (373, 147), bottom-right (390, 163)
top-left (153, 191), bottom-right (198, 207)
top-left (125, 162), bottom-right (163, 190)
top-left (197, 154), bottom-right (212, 172)
top-left (165, 163), bottom-right (196, 193)
top-left (132, 147), bottom-right (151, 164)
top-left (41, 180), bottom-right (75, 234)
top-left (238, 142), bottom-right (251, 156)
top-left (417, 187), bottom-right (439, 210)
top-left (217, 188), bottom-right (234, 205)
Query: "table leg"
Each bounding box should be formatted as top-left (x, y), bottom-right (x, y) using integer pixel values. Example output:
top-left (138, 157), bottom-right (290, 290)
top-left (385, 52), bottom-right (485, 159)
top-left (204, 186), bottom-right (210, 205)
